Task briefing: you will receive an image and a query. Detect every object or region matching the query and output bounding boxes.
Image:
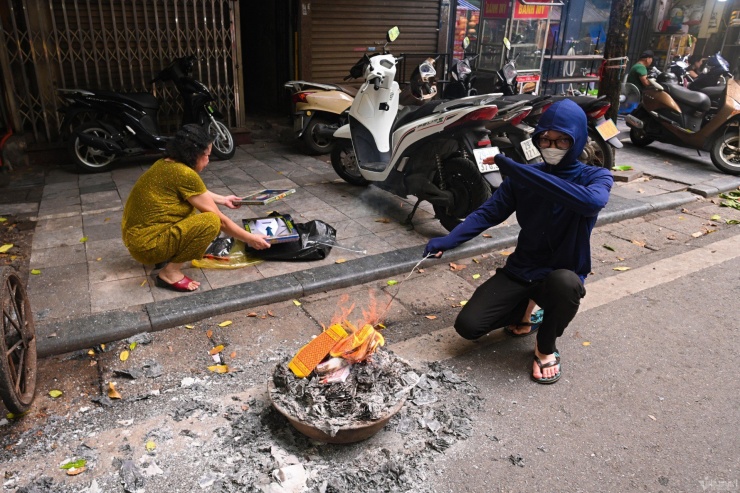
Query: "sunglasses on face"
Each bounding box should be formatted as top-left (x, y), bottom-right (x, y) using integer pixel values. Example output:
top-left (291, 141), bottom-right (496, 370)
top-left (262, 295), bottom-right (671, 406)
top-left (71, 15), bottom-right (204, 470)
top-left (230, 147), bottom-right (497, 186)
top-left (535, 135), bottom-right (573, 150)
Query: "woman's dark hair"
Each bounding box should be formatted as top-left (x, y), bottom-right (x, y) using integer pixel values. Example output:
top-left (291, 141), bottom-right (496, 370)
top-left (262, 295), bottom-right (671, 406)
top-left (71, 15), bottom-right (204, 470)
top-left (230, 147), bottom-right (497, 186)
top-left (166, 124), bottom-right (214, 167)
top-left (688, 54), bottom-right (702, 66)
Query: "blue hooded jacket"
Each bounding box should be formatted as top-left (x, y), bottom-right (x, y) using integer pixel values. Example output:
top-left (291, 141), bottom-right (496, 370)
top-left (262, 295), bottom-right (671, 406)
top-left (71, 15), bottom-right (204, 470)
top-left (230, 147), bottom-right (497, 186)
top-left (425, 99), bottom-right (613, 283)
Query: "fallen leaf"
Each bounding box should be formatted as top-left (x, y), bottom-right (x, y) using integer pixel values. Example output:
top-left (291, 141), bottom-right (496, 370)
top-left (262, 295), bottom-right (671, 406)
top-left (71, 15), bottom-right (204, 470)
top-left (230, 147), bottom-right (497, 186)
top-left (582, 341), bottom-right (591, 346)
top-left (425, 315), bottom-right (437, 320)
top-left (612, 165), bottom-right (633, 171)
top-left (459, 300), bottom-right (468, 306)
top-left (79, 237), bottom-right (88, 243)
top-left (711, 214), bottom-right (721, 221)
top-left (31, 269), bottom-right (41, 275)
top-left (61, 459), bottom-right (87, 470)
top-left (96, 257), bottom-right (102, 261)
top-left (218, 320), bottom-right (232, 327)
top-left (727, 219), bottom-right (740, 225)
top-left (631, 239), bottom-right (646, 248)
top-left (7, 410), bottom-right (30, 419)
top-left (375, 218), bottom-right (391, 223)
top-left (418, 268), bottom-right (425, 273)
top-left (602, 244), bottom-right (615, 251)
top-left (0, 244), bottom-right (13, 253)
top-left (472, 258), bottom-right (480, 263)
top-left (208, 364), bottom-right (229, 374)
top-left (267, 310), bottom-right (275, 317)
top-left (230, 351), bottom-right (237, 358)
top-left (145, 440), bottom-right (156, 451)
top-left (0, 218), bottom-right (6, 222)
top-left (89, 360), bottom-right (97, 366)
top-left (293, 300), bottom-right (302, 306)
top-left (617, 257), bottom-right (624, 261)
top-left (666, 234), bottom-right (677, 240)
top-left (209, 345), bottom-right (225, 355)
top-left (104, 217), bottom-right (110, 222)
top-left (613, 266), bottom-right (630, 271)
top-left (335, 259), bottom-right (346, 263)
top-left (691, 231), bottom-right (703, 238)
top-left (140, 280), bottom-right (147, 287)
top-left (648, 414), bottom-right (656, 421)
top-left (49, 390), bottom-right (63, 398)
top-left (247, 312), bottom-right (257, 317)
top-left (108, 382), bottom-right (121, 399)
top-left (387, 280), bottom-right (398, 286)
top-left (129, 342), bottom-right (137, 351)
top-left (206, 330), bottom-right (213, 338)
top-left (376, 323), bottom-right (386, 330)
top-left (120, 350), bottom-right (129, 361)
top-left (499, 250), bottom-right (513, 256)
top-left (185, 325), bottom-right (194, 329)
top-left (482, 233), bottom-right (492, 238)
top-left (87, 349), bottom-right (95, 356)
top-left (449, 262), bottom-right (466, 271)
top-left (66, 466), bottom-right (86, 476)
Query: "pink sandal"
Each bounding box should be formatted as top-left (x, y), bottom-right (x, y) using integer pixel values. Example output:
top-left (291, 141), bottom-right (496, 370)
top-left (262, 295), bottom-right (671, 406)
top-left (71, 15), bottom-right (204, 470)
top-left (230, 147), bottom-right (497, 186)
top-left (155, 275), bottom-right (198, 292)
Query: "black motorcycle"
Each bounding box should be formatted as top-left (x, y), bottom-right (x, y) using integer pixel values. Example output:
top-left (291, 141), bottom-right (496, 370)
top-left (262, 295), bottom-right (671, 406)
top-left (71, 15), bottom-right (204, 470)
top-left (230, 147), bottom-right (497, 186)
top-left (443, 37), bottom-right (479, 99)
top-left (57, 55), bottom-right (235, 173)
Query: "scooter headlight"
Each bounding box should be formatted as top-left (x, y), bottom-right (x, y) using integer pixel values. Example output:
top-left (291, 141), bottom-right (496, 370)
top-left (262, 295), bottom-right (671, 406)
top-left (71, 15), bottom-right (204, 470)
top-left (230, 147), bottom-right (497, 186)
top-left (503, 65), bottom-right (517, 84)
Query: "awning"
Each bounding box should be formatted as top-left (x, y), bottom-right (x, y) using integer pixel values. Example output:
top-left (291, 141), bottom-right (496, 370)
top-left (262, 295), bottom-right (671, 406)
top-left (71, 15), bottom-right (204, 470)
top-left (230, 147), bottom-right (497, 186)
top-left (457, 0), bottom-right (480, 11)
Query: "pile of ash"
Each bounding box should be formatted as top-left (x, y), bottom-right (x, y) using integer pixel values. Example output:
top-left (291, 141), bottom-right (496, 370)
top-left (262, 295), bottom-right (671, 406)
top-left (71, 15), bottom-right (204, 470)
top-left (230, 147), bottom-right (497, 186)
top-left (270, 349), bottom-right (417, 436)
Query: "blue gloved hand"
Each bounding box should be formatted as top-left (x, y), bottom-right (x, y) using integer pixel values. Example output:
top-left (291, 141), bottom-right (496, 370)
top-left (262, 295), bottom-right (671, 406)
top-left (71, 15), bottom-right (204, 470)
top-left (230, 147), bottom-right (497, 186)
top-left (423, 235), bottom-right (459, 258)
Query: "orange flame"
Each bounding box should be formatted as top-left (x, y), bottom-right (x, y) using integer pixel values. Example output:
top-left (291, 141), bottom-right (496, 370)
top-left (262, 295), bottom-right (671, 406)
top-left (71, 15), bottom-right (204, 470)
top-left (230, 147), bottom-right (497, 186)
top-left (327, 290), bottom-right (388, 363)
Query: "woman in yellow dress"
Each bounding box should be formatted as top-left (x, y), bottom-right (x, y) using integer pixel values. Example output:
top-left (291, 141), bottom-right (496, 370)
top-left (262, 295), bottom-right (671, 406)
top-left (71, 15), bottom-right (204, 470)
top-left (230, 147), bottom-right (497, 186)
top-left (122, 124), bottom-right (270, 292)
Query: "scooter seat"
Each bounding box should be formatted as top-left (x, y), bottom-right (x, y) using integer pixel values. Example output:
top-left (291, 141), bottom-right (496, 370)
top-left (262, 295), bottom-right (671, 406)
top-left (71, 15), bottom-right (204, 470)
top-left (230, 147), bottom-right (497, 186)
top-left (662, 83), bottom-right (711, 111)
top-left (697, 85), bottom-right (725, 102)
top-left (392, 101), bottom-right (445, 133)
top-left (98, 91), bottom-right (159, 110)
top-left (331, 84), bottom-right (358, 97)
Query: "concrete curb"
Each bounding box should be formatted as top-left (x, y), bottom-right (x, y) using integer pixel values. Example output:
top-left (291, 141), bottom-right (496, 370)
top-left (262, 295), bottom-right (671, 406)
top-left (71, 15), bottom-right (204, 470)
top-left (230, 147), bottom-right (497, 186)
top-left (32, 188), bottom-right (719, 357)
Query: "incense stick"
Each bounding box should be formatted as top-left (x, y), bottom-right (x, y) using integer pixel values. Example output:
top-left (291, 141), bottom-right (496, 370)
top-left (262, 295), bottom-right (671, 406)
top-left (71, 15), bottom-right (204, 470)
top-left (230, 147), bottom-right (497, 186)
top-left (307, 240), bottom-right (367, 254)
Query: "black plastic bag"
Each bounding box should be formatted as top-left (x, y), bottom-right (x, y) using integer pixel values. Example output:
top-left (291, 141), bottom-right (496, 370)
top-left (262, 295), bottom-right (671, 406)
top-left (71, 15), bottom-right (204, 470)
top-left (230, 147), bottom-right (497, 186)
top-left (245, 218), bottom-right (337, 261)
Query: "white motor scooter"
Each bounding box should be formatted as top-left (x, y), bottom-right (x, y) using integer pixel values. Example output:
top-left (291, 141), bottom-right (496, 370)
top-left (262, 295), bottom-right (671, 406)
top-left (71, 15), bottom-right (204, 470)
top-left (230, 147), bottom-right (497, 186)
top-left (331, 27), bottom-right (502, 231)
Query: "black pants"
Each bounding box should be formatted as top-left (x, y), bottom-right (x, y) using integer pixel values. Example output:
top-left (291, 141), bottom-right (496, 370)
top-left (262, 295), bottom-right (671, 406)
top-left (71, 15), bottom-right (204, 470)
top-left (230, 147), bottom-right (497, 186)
top-left (455, 268), bottom-right (586, 354)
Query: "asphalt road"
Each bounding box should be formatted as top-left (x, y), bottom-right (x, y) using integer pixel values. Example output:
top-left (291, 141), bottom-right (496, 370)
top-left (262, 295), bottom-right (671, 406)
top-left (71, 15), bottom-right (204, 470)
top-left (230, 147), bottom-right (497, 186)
top-left (1, 191), bottom-right (738, 492)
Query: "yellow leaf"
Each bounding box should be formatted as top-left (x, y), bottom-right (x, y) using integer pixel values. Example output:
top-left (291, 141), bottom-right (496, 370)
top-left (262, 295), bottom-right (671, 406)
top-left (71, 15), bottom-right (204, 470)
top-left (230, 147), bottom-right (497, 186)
top-left (0, 244), bottom-right (13, 253)
top-left (335, 259), bottom-right (346, 263)
top-left (185, 324), bottom-right (194, 329)
top-left (208, 364), bottom-right (229, 373)
top-left (582, 341), bottom-right (591, 346)
top-left (499, 250), bottom-right (513, 256)
top-left (293, 299), bottom-right (302, 306)
top-left (31, 269), bottom-right (41, 275)
top-left (0, 217), bottom-right (6, 222)
top-left (206, 329), bottom-right (213, 338)
top-left (145, 440), bottom-right (156, 451)
top-left (108, 382), bottom-right (121, 399)
top-left (49, 390), bottom-right (63, 398)
top-left (120, 350), bottom-right (129, 361)
top-left (425, 315), bottom-right (437, 320)
top-left (459, 300), bottom-right (468, 306)
top-left (711, 214), bottom-right (721, 221)
top-left (79, 237), bottom-right (88, 243)
top-left (376, 323), bottom-right (386, 329)
top-left (87, 349), bottom-right (95, 356)
top-left (96, 257), bottom-right (102, 261)
top-left (218, 320), bottom-right (232, 327)
top-left (613, 266), bottom-right (630, 271)
top-left (129, 342), bottom-right (137, 351)
top-left (472, 274), bottom-right (481, 279)
top-left (387, 280), bottom-right (398, 286)
top-left (472, 258), bottom-right (480, 263)
top-left (209, 345), bottom-right (225, 355)
top-left (140, 280), bottom-right (147, 287)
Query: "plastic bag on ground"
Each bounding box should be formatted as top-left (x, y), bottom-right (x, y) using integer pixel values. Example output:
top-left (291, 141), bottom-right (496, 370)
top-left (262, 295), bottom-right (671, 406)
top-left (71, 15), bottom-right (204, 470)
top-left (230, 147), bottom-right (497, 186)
top-left (245, 214), bottom-right (337, 261)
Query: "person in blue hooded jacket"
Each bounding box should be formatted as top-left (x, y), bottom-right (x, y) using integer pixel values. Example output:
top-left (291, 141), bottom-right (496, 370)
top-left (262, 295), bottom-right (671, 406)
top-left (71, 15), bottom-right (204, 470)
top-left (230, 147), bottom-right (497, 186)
top-left (424, 99), bottom-right (613, 384)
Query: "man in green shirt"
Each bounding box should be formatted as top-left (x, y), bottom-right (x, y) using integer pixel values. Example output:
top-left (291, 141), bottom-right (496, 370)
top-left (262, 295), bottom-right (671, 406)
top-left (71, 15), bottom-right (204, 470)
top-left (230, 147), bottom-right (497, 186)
top-left (627, 50), bottom-right (654, 92)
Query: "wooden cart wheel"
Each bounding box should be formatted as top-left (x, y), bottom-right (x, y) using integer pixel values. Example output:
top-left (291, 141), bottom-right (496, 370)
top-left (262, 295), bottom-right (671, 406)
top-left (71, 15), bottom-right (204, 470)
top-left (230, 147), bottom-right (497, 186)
top-left (0, 268), bottom-right (37, 414)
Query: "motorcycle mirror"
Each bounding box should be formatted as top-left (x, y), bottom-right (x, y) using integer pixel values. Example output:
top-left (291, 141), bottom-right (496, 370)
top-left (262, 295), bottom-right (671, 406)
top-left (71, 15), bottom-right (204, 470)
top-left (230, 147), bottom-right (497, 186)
top-left (503, 37), bottom-right (511, 51)
top-left (387, 26), bottom-right (400, 43)
top-left (463, 37), bottom-right (470, 50)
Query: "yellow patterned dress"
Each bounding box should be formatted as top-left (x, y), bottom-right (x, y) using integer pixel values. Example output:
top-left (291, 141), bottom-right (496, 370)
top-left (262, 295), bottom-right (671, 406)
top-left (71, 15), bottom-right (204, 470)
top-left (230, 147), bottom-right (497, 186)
top-left (122, 159), bottom-right (220, 264)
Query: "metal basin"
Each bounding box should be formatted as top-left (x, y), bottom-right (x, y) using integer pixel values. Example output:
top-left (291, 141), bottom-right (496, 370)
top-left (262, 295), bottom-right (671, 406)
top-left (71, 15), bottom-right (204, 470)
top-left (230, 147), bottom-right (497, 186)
top-left (268, 380), bottom-right (406, 444)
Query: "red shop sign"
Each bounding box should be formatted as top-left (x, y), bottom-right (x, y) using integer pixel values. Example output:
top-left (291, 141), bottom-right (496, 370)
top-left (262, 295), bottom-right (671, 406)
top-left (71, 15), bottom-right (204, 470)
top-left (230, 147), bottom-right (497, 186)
top-left (482, 0), bottom-right (510, 19)
top-left (513, 3), bottom-right (549, 19)
top-left (516, 74), bottom-right (541, 82)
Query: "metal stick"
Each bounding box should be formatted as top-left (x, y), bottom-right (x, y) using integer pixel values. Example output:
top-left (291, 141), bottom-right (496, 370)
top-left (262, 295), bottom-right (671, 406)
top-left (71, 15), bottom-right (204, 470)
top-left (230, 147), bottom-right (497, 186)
top-left (307, 240), bottom-right (367, 254)
top-left (379, 253), bottom-right (433, 322)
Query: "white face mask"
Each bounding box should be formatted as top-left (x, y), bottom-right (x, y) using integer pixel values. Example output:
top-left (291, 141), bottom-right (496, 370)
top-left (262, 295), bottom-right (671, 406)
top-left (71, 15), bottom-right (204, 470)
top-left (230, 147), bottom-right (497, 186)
top-left (540, 147), bottom-right (568, 165)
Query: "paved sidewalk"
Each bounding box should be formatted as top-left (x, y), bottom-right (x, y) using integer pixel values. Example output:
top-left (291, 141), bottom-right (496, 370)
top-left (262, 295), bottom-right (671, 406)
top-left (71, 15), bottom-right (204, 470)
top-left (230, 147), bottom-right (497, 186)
top-left (4, 121), bottom-right (740, 357)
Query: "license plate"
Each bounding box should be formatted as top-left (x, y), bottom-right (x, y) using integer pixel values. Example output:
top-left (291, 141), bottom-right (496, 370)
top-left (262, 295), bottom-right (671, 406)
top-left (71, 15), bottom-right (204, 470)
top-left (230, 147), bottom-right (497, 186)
top-left (473, 146), bottom-right (500, 173)
top-left (596, 118), bottom-right (620, 140)
top-left (293, 114), bottom-right (304, 134)
top-left (521, 138), bottom-right (541, 161)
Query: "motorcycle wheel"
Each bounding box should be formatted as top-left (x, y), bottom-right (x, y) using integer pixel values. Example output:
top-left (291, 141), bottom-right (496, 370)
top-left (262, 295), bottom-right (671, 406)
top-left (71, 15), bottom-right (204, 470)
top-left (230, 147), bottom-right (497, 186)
top-left (629, 127), bottom-right (654, 147)
top-left (208, 120), bottom-right (236, 160)
top-left (330, 139), bottom-right (368, 186)
top-left (710, 131), bottom-right (740, 175)
top-left (302, 116), bottom-right (335, 155)
top-left (69, 121), bottom-right (117, 173)
top-left (581, 129), bottom-right (614, 169)
top-left (433, 157), bottom-right (491, 232)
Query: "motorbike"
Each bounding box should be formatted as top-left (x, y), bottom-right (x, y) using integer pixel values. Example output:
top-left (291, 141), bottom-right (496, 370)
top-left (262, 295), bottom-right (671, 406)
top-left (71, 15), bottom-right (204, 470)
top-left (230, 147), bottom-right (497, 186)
top-left (443, 37), bottom-right (479, 99)
top-left (627, 52), bottom-right (740, 175)
top-left (330, 27), bottom-right (500, 232)
top-left (57, 55), bottom-right (235, 173)
top-left (283, 80), bottom-right (355, 154)
top-left (399, 57), bottom-right (439, 107)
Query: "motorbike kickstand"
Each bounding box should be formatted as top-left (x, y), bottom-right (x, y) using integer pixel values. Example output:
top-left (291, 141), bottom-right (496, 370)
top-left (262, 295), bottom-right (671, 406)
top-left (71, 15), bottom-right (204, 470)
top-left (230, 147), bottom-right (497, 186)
top-left (402, 199), bottom-right (422, 230)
